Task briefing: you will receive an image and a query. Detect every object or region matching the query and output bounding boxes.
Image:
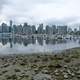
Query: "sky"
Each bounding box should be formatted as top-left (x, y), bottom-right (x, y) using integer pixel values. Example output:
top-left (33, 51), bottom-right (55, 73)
top-left (0, 0), bottom-right (80, 28)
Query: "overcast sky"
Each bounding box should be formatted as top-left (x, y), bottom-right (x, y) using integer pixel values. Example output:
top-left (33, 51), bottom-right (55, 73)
top-left (0, 0), bottom-right (80, 27)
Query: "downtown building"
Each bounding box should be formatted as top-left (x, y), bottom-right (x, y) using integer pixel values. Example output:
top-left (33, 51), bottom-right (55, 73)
top-left (45, 25), bottom-right (53, 35)
top-left (17, 24), bottom-right (23, 35)
top-left (52, 25), bottom-right (57, 34)
top-left (31, 25), bottom-right (36, 34)
top-left (23, 23), bottom-right (32, 35)
top-left (67, 27), bottom-right (73, 34)
top-left (0, 25), bottom-right (2, 33)
top-left (37, 24), bottom-right (44, 34)
top-left (1, 23), bottom-right (9, 33)
top-left (57, 25), bottom-right (67, 35)
top-left (13, 25), bottom-right (18, 34)
top-left (0, 20), bottom-right (13, 33)
top-left (45, 25), bottom-right (56, 35)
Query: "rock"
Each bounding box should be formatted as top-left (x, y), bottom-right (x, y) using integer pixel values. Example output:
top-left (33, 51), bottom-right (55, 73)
top-left (55, 72), bottom-right (59, 76)
top-left (42, 70), bottom-right (49, 74)
top-left (14, 68), bottom-right (21, 72)
top-left (1, 63), bottom-right (10, 68)
top-left (60, 69), bottom-right (64, 72)
top-left (76, 70), bottom-right (80, 75)
top-left (67, 70), bottom-right (72, 75)
top-left (54, 70), bottom-right (59, 76)
top-left (33, 72), bottom-right (52, 80)
top-left (0, 72), bottom-right (3, 75)
top-left (54, 70), bottom-right (58, 73)
top-left (12, 61), bottom-right (16, 65)
top-left (64, 65), bottom-right (68, 68)
top-left (74, 67), bottom-right (79, 71)
top-left (19, 62), bottom-right (26, 66)
top-left (42, 57), bottom-right (48, 62)
top-left (64, 74), bottom-right (68, 79)
top-left (34, 68), bottom-right (39, 74)
top-left (4, 63), bottom-right (10, 67)
top-left (54, 64), bottom-right (62, 68)
top-left (19, 74), bottom-right (29, 78)
top-left (71, 73), bottom-right (75, 77)
top-left (77, 75), bottom-right (80, 78)
top-left (48, 64), bottom-right (54, 69)
top-left (2, 70), bottom-right (8, 74)
top-left (64, 58), bottom-right (71, 63)
top-left (6, 74), bottom-right (17, 80)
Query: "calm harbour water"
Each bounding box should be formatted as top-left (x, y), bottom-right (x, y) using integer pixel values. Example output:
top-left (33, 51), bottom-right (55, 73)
top-left (0, 36), bottom-right (80, 55)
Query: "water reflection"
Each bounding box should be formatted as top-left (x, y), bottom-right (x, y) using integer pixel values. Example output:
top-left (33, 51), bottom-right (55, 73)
top-left (0, 36), bottom-right (79, 47)
top-left (9, 38), bottom-right (13, 48)
top-left (37, 37), bottom-right (43, 45)
top-left (0, 36), bottom-right (80, 54)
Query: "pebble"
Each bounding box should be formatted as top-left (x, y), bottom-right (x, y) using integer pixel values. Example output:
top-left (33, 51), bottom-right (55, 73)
top-left (67, 69), bottom-right (71, 75)
top-left (77, 75), bottom-right (80, 78)
top-left (64, 74), bottom-right (68, 79)
top-left (64, 65), bottom-right (68, 68)
top-left (33, 72), bottom-right (52, 80)
top-left (42, 70), bottom-right (49, 74)
top-left (71, 73), bottom-right (75, 77)
top-left (54, 70), bottom-right (58, 73)
top-left (55, 72), bottom-right (59, 76)
top-left (76, 70), bottom-right (80, 75)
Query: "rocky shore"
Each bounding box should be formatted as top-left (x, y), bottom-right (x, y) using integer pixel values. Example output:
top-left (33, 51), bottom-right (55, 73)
top-left (0, 48), bottom-right (80, 80)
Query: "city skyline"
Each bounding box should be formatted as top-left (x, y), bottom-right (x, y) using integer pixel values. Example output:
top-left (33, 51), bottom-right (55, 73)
top-left (0, 20), bottom-right (80, 36)
top-left (0, 20), bottom-right (79, 30)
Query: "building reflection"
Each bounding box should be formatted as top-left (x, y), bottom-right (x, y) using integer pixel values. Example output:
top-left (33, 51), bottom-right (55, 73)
top-left (45, 38), bottom-right (56, 45)
top-left (45, 38), bottom-right (50, 44)
top-left (31, 37), bottom-right (36, 44)
top-left (57, 39), bottom-right (67, 44)
top-left (23, 38), bottom-right (29, 46)
top-left (9, 38), bottom-right (13, 48)
top-left (0, 36), bottom-right (74, 48)
top-left (37, 37), bottom-right (43, 45)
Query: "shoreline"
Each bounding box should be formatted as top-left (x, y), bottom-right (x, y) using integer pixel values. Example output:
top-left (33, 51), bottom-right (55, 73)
top-left (0, 48), bottom-right (80, 80)
top-left (0, 46), bottom-right (80, 55)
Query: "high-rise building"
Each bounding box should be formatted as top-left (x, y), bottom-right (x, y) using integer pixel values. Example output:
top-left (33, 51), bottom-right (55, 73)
top-left (46, 25), bottom-right (49, 34)
top-left (57, 25), bottom-right (67, 35)
top-left (37, 24), bottom-right (43, 34)
top-left (31, 25), bottom-right (36, 34)
top-left (23, 23), bottom-right (31, 35)
top-left (10, 20), bottom-right (12, 27)
top-left (9, 20), bottom-right (13, 33)
top-left (17, 24), bottom-right (23, 34)
top-left (68, 28), bottom-right (72, 34)
top-left (2, 23), bottom-right (9, 33)
top-left (45, 25), bottom-right (53, 34)
top-left (52, 25), bottom-right (56, 34)
top-left (74, 28), bottom-right (77, 33)
top-left (13, 25), bottom-right (17, 34)
top-left (0, 26), bottom-right (2, 33)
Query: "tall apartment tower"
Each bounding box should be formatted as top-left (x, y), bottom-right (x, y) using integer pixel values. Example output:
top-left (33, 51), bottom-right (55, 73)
top-left (10, 20), bottom-right (12, 27)
top-left (9, 20), bottom-right (13, 33)
top-left (57, 25), bottom-right (67, 35)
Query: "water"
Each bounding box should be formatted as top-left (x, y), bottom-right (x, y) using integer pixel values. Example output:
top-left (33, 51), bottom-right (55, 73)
top-left (0, 36), bottom-right (80, 55)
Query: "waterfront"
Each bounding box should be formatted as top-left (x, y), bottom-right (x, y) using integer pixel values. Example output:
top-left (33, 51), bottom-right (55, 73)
top-left (0, 35), bottom-right (80, 54)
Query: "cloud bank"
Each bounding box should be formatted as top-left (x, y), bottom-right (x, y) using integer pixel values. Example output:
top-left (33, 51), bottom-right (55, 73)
top-left (0, 0), bottom-right (80, 27)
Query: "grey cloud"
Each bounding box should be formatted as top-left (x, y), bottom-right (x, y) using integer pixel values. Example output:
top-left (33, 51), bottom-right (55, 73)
top-left (0, 0), bottom-right (8, 13)
top-left (0, 0), bottom-right (80, 27)
top-left (29, 0), bottom-right (64, 4)
top-left (45, 16), bottom-right (80, 25)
